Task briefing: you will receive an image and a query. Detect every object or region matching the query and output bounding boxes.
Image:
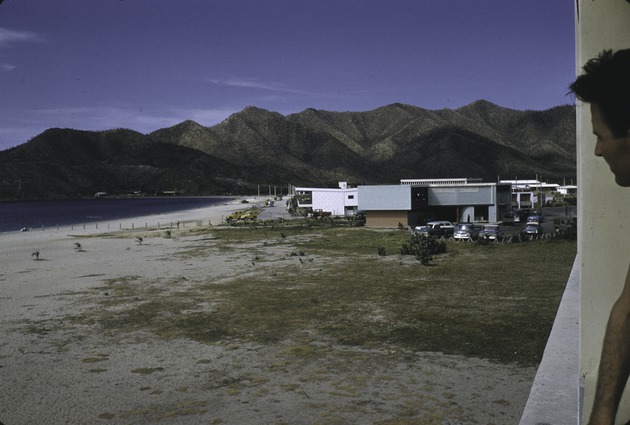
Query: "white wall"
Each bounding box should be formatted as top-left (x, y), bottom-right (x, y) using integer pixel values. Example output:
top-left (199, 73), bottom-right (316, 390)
top-left (577, 2), bottom-right (630, 423)
top-left (311, 189), bottom-right (357, 216)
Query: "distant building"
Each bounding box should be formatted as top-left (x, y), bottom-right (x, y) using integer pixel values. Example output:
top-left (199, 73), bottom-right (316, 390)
top-left (294, 182), bottom-right (359, 216)
top-left (400, 178), bottom-right (482, 186)
top-left (500, 179), bottom-right (576, 208)
top-left (557, 185), bottom-right (578, 196)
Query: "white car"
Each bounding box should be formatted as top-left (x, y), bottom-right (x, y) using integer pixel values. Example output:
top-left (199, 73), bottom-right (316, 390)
top-left (414, 221), bottom-right (454, 236)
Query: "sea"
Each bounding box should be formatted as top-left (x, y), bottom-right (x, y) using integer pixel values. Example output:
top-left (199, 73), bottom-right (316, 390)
top-left (0, 196), bottom-right (233, 234)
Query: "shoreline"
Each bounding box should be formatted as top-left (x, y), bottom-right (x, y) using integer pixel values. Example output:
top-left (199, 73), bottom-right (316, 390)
top-left (0, 196), bottom-right (274, 240)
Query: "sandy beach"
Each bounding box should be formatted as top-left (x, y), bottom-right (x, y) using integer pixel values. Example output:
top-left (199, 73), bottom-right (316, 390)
top-left (0, 197), bottom-right (535, 425)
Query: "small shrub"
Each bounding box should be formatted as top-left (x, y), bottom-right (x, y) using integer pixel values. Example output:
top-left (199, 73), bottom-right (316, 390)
top-left (401, 234), bottom-right (446, 266)
top-left (377, 246), bottom-right (386, 256)
top-left (514, 232), bottom-right (527, 243)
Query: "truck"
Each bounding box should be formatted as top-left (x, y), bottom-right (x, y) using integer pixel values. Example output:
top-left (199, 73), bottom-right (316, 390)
top-left (226, 208), bottom-right (261, 222)
top-left (310, 209), bottom-right (332, 219)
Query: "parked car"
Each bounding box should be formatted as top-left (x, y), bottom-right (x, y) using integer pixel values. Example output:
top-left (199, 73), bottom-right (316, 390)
top-left (453, 223), bottom-right (479, 240)
top-left (526, 214), bottom-right (544, 223)
top-left (553, 217), bottom-right (576, 233)
top-left (478, 224), bottom-right (504, 241)
top-left (523, 221), bottom-right (544, 236)
top-left (414, 221), bottom-right (454, 237)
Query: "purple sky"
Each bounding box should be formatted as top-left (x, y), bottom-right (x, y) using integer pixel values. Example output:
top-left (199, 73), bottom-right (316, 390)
top-left (0, 0), bottom-right (575, 151)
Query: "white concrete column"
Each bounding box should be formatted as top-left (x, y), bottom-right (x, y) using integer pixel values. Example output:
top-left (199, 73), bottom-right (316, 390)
top-left (577, 1), bottom-right (630, 423)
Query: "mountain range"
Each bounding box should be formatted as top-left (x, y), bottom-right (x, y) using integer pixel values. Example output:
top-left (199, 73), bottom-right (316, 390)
top-left (0, 100), bottom-right (576, 200)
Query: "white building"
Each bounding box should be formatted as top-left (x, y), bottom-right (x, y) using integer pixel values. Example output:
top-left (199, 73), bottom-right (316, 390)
top-left (500, 179), bottom-right (574, 208)
top-left (557, 185), bottom-right (577, 196)
top-left (294, 182), bottom-right (358, 216)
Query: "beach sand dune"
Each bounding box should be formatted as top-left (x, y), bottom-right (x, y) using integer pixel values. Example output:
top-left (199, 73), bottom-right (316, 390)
top-left (0, 199), bottom-right (534, 424)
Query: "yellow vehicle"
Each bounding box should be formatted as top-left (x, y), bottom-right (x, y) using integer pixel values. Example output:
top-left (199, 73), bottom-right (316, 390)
top-left (226, 208), bottom-right (261, 222)
top-left (311, 209), bottom-right (332, 219)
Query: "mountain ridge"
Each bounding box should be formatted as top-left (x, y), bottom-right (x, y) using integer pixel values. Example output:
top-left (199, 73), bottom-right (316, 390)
top-left (0, 101), bottom-right (576, 200)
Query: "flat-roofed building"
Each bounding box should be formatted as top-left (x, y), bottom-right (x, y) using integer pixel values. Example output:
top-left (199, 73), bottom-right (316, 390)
top-left (359, 179), bottom-right (512, 228)
top-left (294, 181), bottom-right (358, 216)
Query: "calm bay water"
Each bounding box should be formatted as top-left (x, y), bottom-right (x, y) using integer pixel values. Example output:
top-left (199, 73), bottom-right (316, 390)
top-left (0, 197), bottom-right (233, 233)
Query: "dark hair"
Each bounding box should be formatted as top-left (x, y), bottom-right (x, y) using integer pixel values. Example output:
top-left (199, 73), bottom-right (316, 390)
top-left (570, 49), bottom-right (630, 137)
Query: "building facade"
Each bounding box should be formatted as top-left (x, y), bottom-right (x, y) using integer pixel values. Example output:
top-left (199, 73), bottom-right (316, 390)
top-left (359, 179), bottom-right (512, 228)
top-left (294, 182), bottom-right (358, 216)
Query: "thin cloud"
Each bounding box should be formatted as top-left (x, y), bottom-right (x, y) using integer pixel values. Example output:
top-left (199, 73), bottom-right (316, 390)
top-left (210, 77), bottom-right (317, 96)
top-left (0, 27), bottom-right (45, 47)
top-left (0, 63), bottom-right (16, 71)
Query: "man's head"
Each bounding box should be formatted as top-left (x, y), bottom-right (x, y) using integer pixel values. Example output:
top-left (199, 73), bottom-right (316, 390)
top-left (571, 49), bottom-right (630, 186)
top-left (571, 49), bottom-right (630, 138)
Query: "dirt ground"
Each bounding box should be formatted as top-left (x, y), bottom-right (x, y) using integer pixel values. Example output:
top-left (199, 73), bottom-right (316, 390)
top-left (0, 207), bottom-right (537, 425)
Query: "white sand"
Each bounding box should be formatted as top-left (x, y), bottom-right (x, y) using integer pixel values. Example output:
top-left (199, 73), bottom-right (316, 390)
top-left (0, 198), bottom-right (535, 425)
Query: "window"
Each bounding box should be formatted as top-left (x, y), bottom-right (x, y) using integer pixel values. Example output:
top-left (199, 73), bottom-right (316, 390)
top-left (296, 191), bottom-right (312, 205)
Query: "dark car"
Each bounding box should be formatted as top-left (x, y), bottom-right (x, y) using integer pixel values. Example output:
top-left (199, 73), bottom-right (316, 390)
top-left (513, 209), bottom-right (531, 224)
top-left (554, 217), bottom-right (576, 233)
top-left (523, 221), bottom-right (544, 236)
top-left (478, 224), bottom-right (504, 241)
top-left (453, 223), bottom-right (479, 240)
top-left (526, 214), bottom-right (544, 223)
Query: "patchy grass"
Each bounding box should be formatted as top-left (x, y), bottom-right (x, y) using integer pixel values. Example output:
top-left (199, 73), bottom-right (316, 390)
top-left (65, 225), bottom-right (575, 366)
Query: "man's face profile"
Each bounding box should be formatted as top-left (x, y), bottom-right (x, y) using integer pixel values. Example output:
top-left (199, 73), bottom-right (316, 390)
top-left (591, 103), bottom-right (630, 187)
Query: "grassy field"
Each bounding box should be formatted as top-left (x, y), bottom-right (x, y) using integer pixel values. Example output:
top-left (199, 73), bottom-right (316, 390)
top-left (78, 221), bottom-right (576, 367)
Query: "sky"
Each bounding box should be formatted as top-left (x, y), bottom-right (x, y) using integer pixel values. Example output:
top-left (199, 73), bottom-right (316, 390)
top-left (0, 0), bottom-right (575, 151)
